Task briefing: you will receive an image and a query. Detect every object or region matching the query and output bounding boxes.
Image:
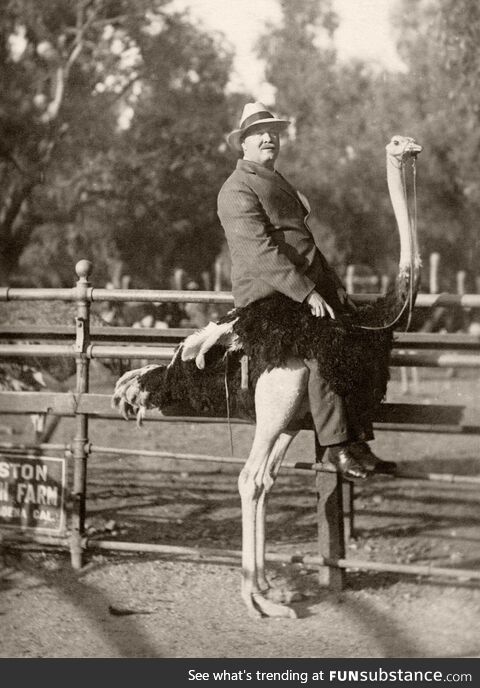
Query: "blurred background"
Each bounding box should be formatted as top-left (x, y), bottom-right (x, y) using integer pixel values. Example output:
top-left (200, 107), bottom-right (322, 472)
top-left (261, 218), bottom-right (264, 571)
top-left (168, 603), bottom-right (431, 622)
top-left (1, 0), bottom-right (479, 314)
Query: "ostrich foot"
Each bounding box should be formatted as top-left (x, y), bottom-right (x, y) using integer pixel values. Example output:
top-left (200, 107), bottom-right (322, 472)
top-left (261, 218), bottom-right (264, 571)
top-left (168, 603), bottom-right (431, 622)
top-left (254, 576), bottom-right (303, 606)
top-left (265, 587), bottom-right (303, 605)
top-left (251, 592), bottom-right (297, 618)
top-left (242, 589), bottom-right (297, 619)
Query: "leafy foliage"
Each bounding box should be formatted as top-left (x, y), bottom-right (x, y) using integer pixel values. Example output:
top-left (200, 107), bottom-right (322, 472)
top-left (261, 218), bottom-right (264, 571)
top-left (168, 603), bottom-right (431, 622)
top-left (0, 0), bottom-right (126, 282)
top-left (258, 0), bottom-right (480, 285)
top-left (88, 13), bottom-right (235, 288)
top-left (2, 0), bottom-right (480, 292)
top-left (256, 0), bottom-right (407, 277)
top-left (390, 0), bottom-right (480, 282)
top-left (0, 0), bottom-right (236, 287)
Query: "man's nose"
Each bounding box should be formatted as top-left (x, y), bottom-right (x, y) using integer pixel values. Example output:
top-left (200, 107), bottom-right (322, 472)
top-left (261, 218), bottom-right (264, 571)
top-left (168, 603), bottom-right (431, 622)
top-left (262, 132), bottom-right (274, 143)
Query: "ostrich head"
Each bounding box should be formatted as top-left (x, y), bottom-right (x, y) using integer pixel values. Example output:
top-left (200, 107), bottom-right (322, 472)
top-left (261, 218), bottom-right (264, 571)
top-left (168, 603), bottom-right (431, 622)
top-left (386, 135), bottom-right (423, 162)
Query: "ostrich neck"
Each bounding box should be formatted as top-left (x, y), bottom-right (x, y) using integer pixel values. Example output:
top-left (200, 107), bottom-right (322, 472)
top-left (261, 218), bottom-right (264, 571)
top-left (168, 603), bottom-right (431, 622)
top-left (386, 155), bottom-right (415, 270)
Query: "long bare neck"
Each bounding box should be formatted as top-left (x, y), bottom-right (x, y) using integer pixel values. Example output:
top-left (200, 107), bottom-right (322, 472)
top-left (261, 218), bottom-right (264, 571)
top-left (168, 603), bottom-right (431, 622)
top-left (386, 152), bottom-right (421, 294)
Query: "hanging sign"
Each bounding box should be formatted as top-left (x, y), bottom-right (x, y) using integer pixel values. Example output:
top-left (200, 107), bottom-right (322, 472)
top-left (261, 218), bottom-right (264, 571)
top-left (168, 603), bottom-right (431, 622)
top-left (0, 454), bottom-right (66, 533)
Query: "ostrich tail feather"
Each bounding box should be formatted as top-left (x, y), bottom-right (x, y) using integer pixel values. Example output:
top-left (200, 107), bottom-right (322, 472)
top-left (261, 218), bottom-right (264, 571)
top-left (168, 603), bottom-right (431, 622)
top-left (181, 318), bottom-right (240, 369)
top-left (112, 340), bottom-right (256, 422)
top-left (112, 364), bottom-right (168, 425)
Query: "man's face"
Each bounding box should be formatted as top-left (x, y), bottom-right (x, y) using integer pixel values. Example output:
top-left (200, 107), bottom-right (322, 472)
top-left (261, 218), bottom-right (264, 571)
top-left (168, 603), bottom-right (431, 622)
top-left (241, 125), bottom-right (281, 168)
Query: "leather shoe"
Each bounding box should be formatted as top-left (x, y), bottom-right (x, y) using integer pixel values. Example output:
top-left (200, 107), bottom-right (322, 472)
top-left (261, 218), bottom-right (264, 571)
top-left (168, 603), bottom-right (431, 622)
top-left (327, 445), bottom-right (368, 480)
top-left (350, 442), bottom-right (397, 474)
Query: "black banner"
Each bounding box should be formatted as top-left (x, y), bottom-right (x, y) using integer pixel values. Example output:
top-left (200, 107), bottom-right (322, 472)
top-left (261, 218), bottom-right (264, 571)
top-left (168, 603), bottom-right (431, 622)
top-left (0, 658), bottom-right (478, 688)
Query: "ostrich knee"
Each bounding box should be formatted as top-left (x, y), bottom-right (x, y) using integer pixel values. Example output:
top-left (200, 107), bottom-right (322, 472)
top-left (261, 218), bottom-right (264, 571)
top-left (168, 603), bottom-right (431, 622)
top-left (263, 468), bottom-right (277, 493)
top-left (238, 467), bottom-right (263, 502)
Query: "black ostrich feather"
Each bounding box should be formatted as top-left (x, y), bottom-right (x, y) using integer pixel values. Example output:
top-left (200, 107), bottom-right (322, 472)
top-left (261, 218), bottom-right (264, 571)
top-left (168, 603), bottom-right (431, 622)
top-left (227, 293), bottom-right (393, 401)
top-left (137, 347), bottom-right (257, 420)
top-left (130, 286), bottom-right (411, 424)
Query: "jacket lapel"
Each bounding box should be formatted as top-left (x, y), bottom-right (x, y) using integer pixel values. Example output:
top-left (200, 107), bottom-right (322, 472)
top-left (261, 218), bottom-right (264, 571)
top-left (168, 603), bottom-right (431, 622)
top-left (237, 159), bottom-right (307, 209)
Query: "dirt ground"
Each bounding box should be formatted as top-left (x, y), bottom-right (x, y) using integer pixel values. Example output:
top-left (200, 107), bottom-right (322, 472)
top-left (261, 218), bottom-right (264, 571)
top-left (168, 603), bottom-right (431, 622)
top-left (1, 367), bottom-right (480, 658)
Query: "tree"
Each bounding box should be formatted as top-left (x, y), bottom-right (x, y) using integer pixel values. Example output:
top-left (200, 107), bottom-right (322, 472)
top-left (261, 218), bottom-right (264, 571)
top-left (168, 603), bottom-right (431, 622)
top-left (257, 0), bottom-right (414, 276)
top-left (0, 0), bottom-right (138, 283)
top-left (391, 0), bottom-right (480, 279)
top-left (258, 0), bottom-right (480, 284)
top-left (1, 0), bottom-right (237, 288)
top-left (86, 13), bottom-right (236, 288)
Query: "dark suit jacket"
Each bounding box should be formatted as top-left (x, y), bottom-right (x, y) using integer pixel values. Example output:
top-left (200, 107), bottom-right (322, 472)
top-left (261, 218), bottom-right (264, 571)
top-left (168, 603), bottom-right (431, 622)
top-left (217, 158), bottom-right (346, 310)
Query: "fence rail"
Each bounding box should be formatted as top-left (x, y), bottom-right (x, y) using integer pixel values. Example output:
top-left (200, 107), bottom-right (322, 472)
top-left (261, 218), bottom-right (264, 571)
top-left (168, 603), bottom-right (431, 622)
top-left (1, 327), bottom-right (478, 348)
top-left (1, 343), bottom-right (480, 368)
top-left (1, 392), bottom-right (480, 434)
top-left (3, 285), bottom-right (480, 308)
top-left (1, 259), bottom-right (479, 587)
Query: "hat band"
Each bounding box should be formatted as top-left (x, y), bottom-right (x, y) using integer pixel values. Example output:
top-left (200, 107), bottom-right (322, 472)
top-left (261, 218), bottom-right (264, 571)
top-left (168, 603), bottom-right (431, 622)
top-left (240, 111), bottom-right (274, 130)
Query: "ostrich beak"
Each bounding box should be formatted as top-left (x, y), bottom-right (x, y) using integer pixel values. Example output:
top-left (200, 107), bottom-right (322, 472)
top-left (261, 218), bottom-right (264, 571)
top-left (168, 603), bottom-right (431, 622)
top-left (407, 140), bottom-right (423, 155)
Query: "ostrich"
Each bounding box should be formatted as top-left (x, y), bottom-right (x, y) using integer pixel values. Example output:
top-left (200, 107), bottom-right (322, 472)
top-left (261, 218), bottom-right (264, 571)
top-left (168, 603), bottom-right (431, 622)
top-left (113, 135), bottom-right (422, 618)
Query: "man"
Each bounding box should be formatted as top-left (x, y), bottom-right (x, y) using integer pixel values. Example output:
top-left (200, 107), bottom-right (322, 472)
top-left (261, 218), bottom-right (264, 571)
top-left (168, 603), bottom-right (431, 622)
top-left (217, 102), bottom-right (395, 478)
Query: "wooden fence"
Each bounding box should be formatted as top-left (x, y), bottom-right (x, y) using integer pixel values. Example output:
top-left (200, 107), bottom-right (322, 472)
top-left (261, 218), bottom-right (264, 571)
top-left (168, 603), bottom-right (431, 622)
top-left (1, 260), bottom-right (480, 587)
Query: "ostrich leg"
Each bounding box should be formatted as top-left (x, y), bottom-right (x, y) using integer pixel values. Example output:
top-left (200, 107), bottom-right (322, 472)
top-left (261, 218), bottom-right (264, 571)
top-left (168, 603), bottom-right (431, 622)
top-left (238, 359), bottom-right (308, 618)
top-left (255, 430), bottom-right (297, 593)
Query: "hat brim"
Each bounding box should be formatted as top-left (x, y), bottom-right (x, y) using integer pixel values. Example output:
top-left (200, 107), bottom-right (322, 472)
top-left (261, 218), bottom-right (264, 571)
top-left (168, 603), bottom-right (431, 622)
top-left (227, 118), bottom-right (290, 152)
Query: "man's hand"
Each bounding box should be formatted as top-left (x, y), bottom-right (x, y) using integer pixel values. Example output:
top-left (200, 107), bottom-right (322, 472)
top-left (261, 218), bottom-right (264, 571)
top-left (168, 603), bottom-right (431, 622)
top-left (306, 290), bottom-right (335, 319)
top-left (337, 287), bottom-right (358, 311)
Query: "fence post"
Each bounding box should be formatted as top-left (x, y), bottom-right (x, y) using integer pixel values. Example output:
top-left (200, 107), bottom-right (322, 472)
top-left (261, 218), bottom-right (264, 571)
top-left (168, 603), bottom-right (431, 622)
top-left (429, 252), bottom-right (440, 294)
top-left (345, 265), bottom-right (355, 294)
top-left (343, 481), bottom-right (355, 541)
top-left (70, 259), bottom-right (92, 569)
top-left (380, 274), bottom-right (390, 295)
top-left (315, 437), bottom-right (346, 590)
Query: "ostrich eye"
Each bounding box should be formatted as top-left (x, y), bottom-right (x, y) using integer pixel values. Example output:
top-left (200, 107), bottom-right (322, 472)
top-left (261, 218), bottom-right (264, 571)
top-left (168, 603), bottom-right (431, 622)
top-left (393, 139), bottom-right (400, 145)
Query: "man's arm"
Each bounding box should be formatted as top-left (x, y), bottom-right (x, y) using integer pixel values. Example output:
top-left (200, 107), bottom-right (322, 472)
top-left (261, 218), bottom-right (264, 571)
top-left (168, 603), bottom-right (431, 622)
top-left (218, 183), bottom-right (315, 303)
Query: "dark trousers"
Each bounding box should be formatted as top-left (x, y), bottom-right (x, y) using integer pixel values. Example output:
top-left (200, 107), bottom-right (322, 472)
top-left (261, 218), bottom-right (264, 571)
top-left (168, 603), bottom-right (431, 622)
top-left (304, 359), bottom-right (374, 447)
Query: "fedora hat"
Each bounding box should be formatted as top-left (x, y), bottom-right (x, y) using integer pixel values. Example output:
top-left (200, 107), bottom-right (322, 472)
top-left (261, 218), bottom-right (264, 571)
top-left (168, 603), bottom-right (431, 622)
top-left (227, 102), bottom-right (290, 152)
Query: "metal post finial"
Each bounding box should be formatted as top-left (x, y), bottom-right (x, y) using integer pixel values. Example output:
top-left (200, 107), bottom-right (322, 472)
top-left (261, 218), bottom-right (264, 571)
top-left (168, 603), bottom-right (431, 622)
top-left (75, 260), bottom-right (93, 281)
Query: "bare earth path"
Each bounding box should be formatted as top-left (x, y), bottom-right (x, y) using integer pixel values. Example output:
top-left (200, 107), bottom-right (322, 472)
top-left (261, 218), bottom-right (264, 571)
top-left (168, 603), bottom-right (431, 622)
top-left (1, 370), bottom-right (480, 658)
